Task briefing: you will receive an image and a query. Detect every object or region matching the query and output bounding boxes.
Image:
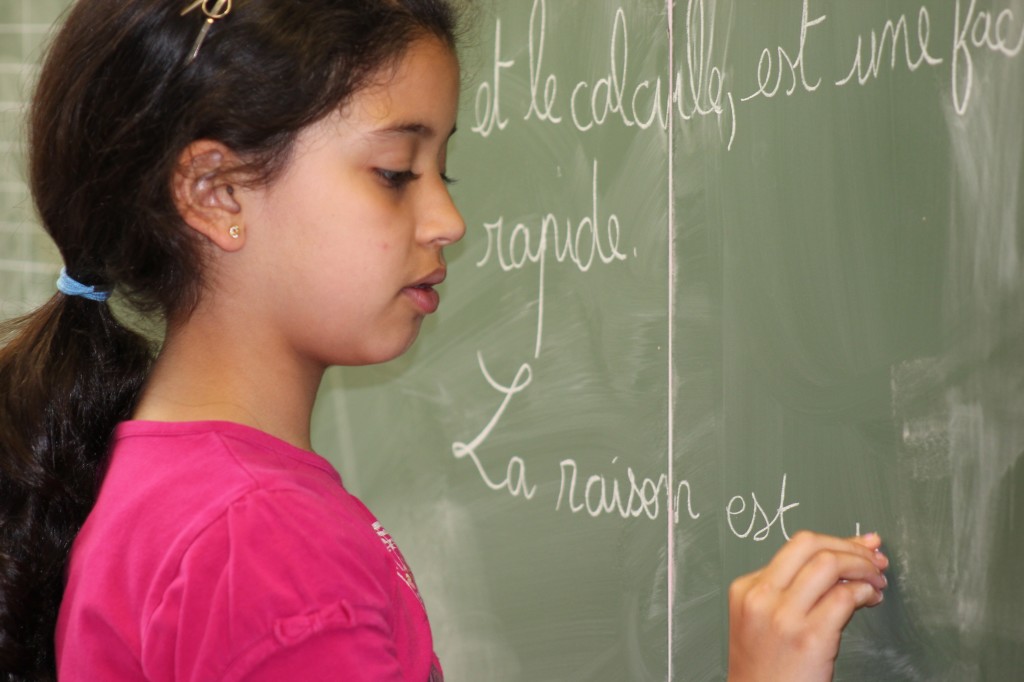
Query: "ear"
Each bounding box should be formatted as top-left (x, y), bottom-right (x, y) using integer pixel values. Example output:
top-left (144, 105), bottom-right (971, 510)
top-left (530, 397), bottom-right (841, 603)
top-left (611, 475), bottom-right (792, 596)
top-left (172, 140), bottom-right (246, 252)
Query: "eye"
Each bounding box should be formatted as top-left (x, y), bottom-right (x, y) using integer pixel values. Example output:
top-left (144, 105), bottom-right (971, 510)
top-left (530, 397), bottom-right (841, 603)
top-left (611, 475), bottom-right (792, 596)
top-left (376, 169), bottom-right (419, 189)
top-left (441, 172), bottom-right (457, 186)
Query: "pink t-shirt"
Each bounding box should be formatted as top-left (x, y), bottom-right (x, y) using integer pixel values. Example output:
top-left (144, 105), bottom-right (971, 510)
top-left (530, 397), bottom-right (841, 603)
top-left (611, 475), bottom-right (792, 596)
top-left (55, 420), bottom-right (442, 681)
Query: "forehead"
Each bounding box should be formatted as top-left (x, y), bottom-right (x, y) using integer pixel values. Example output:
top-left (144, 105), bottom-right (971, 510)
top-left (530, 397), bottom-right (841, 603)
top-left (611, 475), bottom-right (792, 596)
top-left (341, 37), bottom-right (460, 132)
top-left (278, 37), bottom-right (459, 162)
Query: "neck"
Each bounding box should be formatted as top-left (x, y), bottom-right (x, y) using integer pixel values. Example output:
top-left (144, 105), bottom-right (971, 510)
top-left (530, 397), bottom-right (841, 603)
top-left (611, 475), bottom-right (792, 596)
top-left (133, 304), bottom-right (324, 452)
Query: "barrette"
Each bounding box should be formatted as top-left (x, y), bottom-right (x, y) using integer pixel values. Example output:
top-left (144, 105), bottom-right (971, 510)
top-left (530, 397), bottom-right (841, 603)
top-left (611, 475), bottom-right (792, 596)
top-left (180, 0), bottom-right (233, 64)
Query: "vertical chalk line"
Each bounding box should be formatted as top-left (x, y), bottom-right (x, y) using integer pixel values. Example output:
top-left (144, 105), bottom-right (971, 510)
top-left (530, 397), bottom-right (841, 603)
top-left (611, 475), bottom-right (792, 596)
top-left (665, 0), bottom-right (676, 679)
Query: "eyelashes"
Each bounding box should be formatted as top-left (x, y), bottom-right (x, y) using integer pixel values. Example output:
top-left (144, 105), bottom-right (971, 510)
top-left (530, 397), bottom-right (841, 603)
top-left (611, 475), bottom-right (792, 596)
top-left (376, 169), bottom-right (417, 188)
top-left (376, 169), bottom-right (457, 189)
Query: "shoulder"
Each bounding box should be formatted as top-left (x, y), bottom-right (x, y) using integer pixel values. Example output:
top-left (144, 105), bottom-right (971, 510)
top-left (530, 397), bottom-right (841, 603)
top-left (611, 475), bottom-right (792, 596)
top-left (107, 419), bottom-right (344, 492)
top-left (77, 420), bottom-right (349, 564)
top-left (105, 420), bottom-right (389, 594)
top-left (188, 484), bottom-right (391, 593)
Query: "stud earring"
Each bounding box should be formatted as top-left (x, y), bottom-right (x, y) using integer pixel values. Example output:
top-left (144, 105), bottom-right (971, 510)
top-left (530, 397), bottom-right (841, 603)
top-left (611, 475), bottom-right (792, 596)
top-left (229, 225), bottom-right (241, 239)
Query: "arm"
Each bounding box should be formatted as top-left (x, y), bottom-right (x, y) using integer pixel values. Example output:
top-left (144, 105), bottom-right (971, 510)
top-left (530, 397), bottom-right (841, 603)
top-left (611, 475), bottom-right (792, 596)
top-left (727, 531), bottom-right (888, 682)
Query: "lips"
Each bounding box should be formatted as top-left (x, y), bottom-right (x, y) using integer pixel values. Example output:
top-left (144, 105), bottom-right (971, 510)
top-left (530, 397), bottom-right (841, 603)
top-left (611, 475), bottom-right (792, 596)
top-left (403, 268), bottom-right (446, 314)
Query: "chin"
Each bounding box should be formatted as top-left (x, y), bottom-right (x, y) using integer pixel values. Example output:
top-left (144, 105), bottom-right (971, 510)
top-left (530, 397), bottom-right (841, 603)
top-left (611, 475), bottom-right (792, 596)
top-left (345, 329), bottom-right (423, 367)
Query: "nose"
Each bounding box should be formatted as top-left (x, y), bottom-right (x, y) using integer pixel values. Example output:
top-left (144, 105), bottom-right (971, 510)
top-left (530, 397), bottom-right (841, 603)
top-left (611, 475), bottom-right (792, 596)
top-left (419, 176), bottom-right (466, 247)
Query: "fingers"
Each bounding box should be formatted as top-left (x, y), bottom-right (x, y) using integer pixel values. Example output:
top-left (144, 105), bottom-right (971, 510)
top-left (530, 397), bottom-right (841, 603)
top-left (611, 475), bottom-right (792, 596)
top-left (725, 532), bottom-right (890, 682)
top-left (810, 579), bottom-right (885, 637)
top-left (852, 531), bottom-right (883, 552)
top-left (783, 545), bottom-right (887, 614)
top-left (758, 531), bottom-right (888, 593)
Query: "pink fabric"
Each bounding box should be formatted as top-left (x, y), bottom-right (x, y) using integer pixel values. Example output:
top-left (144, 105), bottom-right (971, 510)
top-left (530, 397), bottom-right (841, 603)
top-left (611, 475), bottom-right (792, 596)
top-left (55, 420), bottom-right (442, 681)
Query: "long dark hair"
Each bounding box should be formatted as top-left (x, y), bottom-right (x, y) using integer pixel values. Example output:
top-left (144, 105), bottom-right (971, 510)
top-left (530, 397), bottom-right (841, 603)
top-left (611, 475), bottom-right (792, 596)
top-left (0, 0), bottom-right (459, 678)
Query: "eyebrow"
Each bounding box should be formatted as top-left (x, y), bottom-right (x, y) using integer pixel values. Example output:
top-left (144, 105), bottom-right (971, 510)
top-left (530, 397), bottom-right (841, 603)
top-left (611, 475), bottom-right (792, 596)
top-left (371, 122), bottom-right (458, 139)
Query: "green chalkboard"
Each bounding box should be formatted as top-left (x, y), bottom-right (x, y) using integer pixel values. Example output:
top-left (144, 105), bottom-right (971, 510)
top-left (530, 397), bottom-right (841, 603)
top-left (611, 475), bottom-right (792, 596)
top-left (320, 1), bottom-right (1024, 679)
top-left (2, 1), bottom-right (1023, 680)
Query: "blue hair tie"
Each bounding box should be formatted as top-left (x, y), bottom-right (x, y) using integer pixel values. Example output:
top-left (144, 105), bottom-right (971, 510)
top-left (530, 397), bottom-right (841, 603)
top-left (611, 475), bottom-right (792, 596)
top-left (57, 267), bottom-right (112, 302)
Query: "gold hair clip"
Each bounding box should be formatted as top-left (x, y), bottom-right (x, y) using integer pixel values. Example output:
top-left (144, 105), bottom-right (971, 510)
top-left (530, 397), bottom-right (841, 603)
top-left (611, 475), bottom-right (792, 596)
top-left (180, 0), bottom-right (233, 64)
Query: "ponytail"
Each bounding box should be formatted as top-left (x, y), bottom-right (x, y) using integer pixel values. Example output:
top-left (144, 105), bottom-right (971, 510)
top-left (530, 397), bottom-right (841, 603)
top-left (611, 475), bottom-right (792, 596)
top-left (0, 294), bottom-right (151, 679)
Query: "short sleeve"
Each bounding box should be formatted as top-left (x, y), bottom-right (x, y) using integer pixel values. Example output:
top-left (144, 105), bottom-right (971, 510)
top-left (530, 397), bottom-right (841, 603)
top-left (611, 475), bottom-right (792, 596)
top-left (140, 488), bottom-right (407, 682)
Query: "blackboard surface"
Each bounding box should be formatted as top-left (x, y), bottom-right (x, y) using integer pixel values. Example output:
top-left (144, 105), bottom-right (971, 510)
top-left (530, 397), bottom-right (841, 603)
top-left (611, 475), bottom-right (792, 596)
top-left (1, 1), bottom-right (1022, 681)
top-left (320, 1), bottom-right (1024, 680)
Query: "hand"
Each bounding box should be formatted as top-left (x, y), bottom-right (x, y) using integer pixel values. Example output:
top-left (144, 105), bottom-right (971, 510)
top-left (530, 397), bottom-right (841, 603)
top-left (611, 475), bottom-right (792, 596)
top-left (726, 531), bottom-right (888, 682)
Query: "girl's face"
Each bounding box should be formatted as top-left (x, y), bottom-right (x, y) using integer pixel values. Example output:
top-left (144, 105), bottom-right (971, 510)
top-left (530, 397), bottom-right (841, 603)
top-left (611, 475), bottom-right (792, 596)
top-left (235, 38), bottom-right (465, 369)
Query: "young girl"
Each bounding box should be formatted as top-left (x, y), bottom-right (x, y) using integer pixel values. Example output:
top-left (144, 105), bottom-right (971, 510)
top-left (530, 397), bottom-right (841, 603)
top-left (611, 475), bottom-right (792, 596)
top-left (0, 0), bottom-right (887, 680)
